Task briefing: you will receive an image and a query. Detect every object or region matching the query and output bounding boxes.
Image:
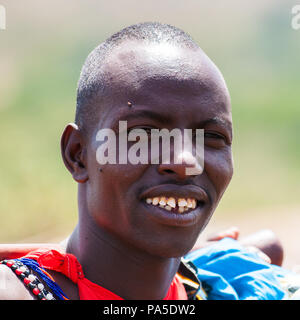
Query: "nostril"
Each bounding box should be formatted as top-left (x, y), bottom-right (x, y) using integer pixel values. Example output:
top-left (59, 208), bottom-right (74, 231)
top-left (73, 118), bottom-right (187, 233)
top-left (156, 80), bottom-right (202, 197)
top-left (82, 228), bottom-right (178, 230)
top-left (158, 164), bottom-right (189, 179)
top-left (163, 169), bottom-right (175, 174)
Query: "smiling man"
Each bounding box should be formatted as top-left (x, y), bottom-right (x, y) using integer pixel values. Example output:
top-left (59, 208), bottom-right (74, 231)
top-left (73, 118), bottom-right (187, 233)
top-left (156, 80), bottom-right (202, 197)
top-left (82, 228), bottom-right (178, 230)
top-left (61, 22), bottom-right (233, 299)
top-left (0, 22), bottom-right (298, 300)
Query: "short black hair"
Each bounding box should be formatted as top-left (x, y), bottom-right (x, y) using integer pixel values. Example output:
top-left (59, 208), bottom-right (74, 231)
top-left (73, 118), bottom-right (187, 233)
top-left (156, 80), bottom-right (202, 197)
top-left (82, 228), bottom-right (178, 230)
top-left (75, 22), bottom-right (199, 133)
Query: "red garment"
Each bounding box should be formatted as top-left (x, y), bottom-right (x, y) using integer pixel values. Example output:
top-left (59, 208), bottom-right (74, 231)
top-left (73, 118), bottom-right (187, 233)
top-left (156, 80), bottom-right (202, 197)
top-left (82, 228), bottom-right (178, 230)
top-left (25, 249), bottom-right (188, 300)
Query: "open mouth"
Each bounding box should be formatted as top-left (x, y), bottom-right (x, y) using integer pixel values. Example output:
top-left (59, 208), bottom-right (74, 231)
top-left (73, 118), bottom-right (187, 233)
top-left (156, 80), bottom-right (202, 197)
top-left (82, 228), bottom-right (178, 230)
top-left (139, 184), bottom-right (209, 226)
top-left (144, 196), bottom-right (203, 214)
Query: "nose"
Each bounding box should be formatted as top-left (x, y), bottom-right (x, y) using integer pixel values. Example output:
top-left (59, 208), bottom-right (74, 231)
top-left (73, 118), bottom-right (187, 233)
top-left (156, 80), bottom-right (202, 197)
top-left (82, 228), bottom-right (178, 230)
top-left (157, 150), bottom-right (204, 179)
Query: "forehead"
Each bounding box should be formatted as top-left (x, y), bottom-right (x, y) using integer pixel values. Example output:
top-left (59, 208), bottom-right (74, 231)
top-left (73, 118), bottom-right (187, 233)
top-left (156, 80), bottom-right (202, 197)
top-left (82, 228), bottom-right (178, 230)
top-left (103, 41), bottom-right (227, 94)
top-left (95, 41), bottom-right (231, 129)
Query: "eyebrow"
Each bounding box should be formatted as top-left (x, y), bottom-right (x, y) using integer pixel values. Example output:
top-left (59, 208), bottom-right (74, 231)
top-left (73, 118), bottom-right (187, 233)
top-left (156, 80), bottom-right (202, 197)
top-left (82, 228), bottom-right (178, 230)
top-left (200, 117), bottom-right (232, 131)
top-left (118, 109), bottom-right (169, 124)
top-left (113, 109), bottom-right (232, 134)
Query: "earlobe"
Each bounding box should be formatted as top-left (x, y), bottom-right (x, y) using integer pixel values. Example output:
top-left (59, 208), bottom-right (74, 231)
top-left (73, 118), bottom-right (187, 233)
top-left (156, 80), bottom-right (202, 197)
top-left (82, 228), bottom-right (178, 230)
top-left (61, 123), bottom-right (89, 183)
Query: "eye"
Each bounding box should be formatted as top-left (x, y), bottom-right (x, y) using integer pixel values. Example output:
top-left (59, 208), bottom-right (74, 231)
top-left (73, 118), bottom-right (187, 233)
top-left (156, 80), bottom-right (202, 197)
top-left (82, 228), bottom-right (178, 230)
top-left (127, 126), bottom-right (153, 136)
top-left (143, 127), bottom-right (153, 136)
top-left (205, 132), bottom-right (224, 139)
top-left (204, 131), bottom-right (227, 148)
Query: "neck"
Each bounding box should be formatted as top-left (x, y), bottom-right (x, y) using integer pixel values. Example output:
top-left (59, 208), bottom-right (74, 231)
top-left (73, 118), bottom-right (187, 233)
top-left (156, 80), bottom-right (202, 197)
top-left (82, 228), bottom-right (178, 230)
top-left (66, 187), bottom-right (181, 300)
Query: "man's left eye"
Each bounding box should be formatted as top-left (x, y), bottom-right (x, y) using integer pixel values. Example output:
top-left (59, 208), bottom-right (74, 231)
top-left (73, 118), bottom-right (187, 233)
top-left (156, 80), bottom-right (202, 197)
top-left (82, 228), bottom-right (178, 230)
top-left (204, 132), bottom-right (227, 148)
top-left (204, 132), bottom-right (224, 139)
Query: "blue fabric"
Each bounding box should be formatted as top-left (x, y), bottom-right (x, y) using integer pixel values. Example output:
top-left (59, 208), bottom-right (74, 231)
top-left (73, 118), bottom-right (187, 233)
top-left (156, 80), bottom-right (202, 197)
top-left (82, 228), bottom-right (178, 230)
top-left (184, 238), bottom-right (291, 300)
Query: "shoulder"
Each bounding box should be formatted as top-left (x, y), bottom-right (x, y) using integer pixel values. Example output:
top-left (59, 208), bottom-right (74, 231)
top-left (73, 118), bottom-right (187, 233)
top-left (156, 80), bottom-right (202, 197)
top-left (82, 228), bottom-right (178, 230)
top-left (0, 264), bottom-right (34, 300)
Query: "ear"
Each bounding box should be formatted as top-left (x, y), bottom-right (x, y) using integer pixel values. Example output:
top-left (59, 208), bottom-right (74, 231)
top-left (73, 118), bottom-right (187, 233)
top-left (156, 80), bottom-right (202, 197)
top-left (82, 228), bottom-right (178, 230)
top-left (61, 123), bottom-right (88, 183)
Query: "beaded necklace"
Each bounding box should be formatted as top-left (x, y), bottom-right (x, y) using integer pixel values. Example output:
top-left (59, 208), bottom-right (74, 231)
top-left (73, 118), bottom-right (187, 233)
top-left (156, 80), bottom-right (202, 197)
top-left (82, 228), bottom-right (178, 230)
top-left (1, 258), bottom-right (68, 300)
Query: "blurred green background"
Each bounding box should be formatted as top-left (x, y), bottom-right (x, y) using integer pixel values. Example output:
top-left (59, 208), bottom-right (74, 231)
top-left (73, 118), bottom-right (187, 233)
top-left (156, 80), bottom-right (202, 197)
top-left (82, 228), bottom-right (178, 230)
top-left (0, 1), bottom-right (299, 265)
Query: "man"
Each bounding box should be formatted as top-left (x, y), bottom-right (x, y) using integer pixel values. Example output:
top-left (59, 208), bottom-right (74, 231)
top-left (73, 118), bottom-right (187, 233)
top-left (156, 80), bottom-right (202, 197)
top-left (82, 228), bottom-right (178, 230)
top-left (0, 22), bottom-right (298, 300)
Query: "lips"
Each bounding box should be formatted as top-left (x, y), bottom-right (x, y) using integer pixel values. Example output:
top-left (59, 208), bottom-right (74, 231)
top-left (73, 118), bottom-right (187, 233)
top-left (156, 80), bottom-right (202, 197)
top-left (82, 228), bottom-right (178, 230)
top-left (139, 184), bottom-right (209, 227)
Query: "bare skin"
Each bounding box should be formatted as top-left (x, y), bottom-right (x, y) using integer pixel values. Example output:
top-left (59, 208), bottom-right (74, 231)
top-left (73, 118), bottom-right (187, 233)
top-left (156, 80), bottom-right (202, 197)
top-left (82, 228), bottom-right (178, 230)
top-left (0, 227), bottom-right (283, 300)
top-left (1, 40), bottom-right (235, 299)
top-left (0, 228), bottom-right (283, 264)
top-left (193, 227), bottom-right (284, 266)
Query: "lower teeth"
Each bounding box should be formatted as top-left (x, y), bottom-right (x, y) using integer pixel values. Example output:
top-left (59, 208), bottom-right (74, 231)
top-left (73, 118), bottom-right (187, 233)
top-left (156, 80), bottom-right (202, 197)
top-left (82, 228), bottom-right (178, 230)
top-left (152, 204), bottom-right (194, 213)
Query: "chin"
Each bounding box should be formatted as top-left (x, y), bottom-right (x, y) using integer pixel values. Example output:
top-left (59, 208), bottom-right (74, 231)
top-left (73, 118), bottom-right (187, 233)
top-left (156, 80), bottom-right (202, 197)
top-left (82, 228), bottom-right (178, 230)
top-left (129, 222), bottom-right (208, 260)
top-left (137, 236), bottom-right (198, 259)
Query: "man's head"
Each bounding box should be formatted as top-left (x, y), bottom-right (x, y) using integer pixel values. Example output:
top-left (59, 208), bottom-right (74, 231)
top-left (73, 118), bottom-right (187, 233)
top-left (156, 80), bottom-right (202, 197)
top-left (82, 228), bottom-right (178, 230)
top-left (75, 22), bottom-right (200, 134)
top-left (61, 22), bottom-right (233, 258)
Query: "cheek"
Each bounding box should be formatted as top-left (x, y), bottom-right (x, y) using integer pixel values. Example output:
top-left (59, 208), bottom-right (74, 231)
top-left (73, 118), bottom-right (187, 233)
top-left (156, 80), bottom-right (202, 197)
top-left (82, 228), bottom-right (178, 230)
top-left (86, 153), bottom-right (148, 223)
top-left (204, 148), bottom-right (233, 201)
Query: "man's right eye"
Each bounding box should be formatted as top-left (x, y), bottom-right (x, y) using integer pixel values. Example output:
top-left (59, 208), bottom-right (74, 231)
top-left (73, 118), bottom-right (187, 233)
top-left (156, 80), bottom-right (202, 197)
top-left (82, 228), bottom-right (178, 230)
top-left (127, 127), bottom-right (153, 136)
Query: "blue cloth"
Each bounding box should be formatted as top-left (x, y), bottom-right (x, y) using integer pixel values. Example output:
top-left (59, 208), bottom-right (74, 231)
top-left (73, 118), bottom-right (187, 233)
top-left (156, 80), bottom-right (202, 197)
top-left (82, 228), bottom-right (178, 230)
top-left (184, 237), bottom-right (291, 300)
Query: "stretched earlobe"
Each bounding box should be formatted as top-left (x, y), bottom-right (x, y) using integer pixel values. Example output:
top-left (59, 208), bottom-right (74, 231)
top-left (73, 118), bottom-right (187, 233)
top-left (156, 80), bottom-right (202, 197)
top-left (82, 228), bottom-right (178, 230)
top-left (61, 123), bottom-right (89, 183)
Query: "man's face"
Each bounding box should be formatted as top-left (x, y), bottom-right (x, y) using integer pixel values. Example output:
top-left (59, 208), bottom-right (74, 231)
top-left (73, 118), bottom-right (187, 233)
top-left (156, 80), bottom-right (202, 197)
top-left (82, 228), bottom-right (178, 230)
top-left (83, 41), bottom-right (233, 258)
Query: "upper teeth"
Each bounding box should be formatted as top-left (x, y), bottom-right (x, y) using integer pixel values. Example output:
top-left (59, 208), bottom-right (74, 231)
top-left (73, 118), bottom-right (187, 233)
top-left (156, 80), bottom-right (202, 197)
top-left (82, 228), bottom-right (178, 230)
top-left (145, 196), bottom-right (197, 213)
